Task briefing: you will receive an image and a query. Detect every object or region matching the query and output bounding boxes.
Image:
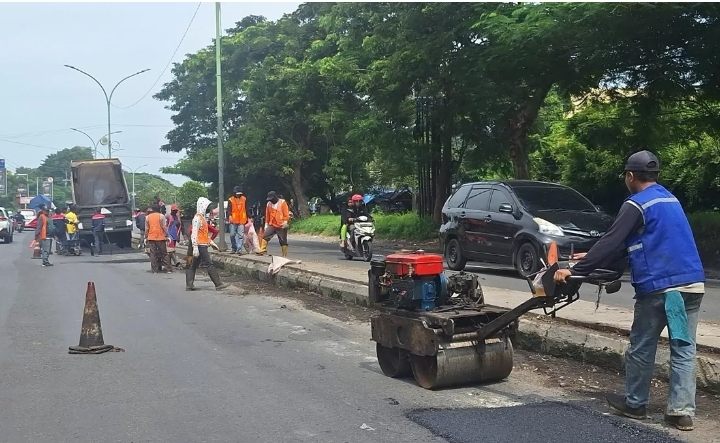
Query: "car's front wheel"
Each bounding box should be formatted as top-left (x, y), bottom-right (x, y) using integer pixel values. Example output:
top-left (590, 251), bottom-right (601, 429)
top-left (445, 238), bottom-right (467, 271)
top-left (515, 242), bottom-right (539, 278)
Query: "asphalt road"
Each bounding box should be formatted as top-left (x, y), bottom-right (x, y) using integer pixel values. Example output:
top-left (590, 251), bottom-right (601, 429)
top-left (236, 234), bottom-right (720, 324)
top-left (1, 233), bottom-right (701, 442)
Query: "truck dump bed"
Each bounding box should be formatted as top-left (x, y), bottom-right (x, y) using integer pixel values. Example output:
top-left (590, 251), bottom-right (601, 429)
top-left (70, 159), bottom-right (134, 248)
top-left (71, 159), bottom-right (129, 206)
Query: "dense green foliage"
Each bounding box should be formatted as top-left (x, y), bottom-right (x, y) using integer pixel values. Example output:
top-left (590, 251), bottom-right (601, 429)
top-left (155, 2), bottom-right (720, 221)
top-left (176, 181), bottom-right (208, 215)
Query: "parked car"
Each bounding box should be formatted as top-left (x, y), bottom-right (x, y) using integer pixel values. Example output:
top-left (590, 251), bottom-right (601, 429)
top-left (19, 209), bottom-right (37, 228)
top-left (439, 180), bottom-right (615, 277)
top-left (0, 207), bottom-right (15, 243)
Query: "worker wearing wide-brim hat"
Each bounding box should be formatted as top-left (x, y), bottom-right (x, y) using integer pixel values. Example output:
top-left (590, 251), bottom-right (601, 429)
top-left (256, 191), bottom-right (290, 257)
top-left (554, 150), bottom-right (705, 431)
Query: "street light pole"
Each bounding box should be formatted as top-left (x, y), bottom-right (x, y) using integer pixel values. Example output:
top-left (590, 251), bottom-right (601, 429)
top-left (64, 65), bottom-right (150, 158)
top-left (124, 164), bottom-right (148, 210)
top-left (215, 2), bottom-right (228, 251)
top-left (71, 128), bottom-right (122, 159)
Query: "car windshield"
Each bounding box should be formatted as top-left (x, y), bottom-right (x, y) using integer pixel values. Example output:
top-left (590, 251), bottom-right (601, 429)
top-left (512, 186), bottom-right (597, 213)
top-left (20, 210), bottom-right (35, 218)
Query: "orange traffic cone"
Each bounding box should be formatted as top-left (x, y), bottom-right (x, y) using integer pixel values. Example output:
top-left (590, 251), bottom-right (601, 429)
top-left (546, 241), bottom-right (558, 266)
top-left (31, 240), bottom-right (41, 259)
top-left (69, 282), bottom-right (117, 354)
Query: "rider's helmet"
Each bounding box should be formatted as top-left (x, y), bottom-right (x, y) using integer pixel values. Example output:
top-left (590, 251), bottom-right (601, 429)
top-left (351, 194), bottom-right (363, 202)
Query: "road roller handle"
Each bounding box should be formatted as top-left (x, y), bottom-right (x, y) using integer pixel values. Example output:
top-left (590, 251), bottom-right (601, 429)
top-left (474, 262), bottom-right (622, 341)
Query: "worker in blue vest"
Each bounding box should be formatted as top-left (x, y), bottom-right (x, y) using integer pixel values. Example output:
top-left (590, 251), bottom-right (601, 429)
top-left (554, 150), bottom-right (704, 431)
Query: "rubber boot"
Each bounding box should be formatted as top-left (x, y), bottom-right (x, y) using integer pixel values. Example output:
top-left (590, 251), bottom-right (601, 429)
top-left (185, 268), bottom-right (197, 291)
top-left (256, 238), bottom-right (268, 255)
top-left (281, 245), bottom-right (288, 258)
top-left (208, 266), bottom-right (231, 291)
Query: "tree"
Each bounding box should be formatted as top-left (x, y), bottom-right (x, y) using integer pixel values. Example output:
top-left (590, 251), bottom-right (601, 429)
top-left (123, 172), bottom-right (178, 209)
top-left (176, 181), bottom-right (208, 215)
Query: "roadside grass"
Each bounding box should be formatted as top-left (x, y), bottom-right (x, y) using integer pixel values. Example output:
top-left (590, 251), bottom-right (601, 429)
top-left (291, 212), bottom-right (439, 242)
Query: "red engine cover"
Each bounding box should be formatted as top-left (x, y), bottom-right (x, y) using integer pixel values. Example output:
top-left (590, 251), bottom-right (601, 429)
top-left (385, 252), bottom-right (444, 277)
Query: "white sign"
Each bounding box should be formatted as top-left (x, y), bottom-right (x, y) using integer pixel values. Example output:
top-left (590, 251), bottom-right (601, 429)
top-left (47, 177), bottom-right (54, 183)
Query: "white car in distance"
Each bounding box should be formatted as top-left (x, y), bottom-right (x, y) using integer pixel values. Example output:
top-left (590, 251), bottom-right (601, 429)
top-left (0, 207), bottom-right (15, 243)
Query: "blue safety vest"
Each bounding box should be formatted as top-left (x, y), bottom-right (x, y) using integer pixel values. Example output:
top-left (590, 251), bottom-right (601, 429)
top-left (625, 184), bottom-right (705, 296)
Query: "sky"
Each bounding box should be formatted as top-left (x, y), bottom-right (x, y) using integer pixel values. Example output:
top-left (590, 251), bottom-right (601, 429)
top-left (0, 1), bottom-right (301, 185)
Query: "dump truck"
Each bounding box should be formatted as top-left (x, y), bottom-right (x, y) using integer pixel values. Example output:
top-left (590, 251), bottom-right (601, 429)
top-left (70, 159), bottom-right (134, 248)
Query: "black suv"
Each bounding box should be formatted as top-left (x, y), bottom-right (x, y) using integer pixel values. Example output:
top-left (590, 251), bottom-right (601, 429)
top-left (439, 180), bottom-right (615, 277)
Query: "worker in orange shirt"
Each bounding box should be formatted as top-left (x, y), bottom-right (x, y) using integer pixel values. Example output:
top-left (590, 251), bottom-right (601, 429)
top-left (227, 186), bottom-right (248, 254)
top-left (257, 191), bottom-right (290, 257)
top-left (186, 197), bottom-right (230, 291)
top-left (145, 205), bottom-right (172, 274)
top-left (34, 206), bottom-right (53, 267)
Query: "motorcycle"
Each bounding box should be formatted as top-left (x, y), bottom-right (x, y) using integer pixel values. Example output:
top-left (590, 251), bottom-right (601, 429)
top-left (342, 215), bottom-right (375, 262)
top-left (14, 218), bottom-right (23, 233)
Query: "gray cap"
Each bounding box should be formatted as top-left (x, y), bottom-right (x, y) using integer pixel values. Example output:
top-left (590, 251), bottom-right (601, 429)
top-left (624, 150), bottom-right (660, 172)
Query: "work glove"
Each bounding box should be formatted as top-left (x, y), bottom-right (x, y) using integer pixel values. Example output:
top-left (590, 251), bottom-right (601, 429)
top-left (264, 223), bottom-right (269, 231)
top-left (192, 246), bottom-right (200, 258)
top-left (281, 221), bottom-right (289, 229)
top-left (209, 240), bottom-right (219, 251)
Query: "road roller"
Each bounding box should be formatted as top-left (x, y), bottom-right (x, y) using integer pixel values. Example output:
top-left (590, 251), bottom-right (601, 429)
top-left (368, 245), bottom-right (622, 390)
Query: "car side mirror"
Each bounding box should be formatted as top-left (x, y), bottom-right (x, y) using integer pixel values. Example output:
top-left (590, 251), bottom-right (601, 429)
top-left (499, 203), bottom-right (514, 214)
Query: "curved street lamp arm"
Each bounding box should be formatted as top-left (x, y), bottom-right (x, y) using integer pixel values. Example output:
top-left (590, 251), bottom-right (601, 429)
top-left (64, 65), bottom-right (110, 104)
top-left (70, 128), bottom-right (95, 148)
top-left (108, 69), bottom-right (151, 103)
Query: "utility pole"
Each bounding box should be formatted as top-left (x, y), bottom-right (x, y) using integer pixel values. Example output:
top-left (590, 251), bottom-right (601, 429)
top-left (215, 1), bottom-right (228, 251)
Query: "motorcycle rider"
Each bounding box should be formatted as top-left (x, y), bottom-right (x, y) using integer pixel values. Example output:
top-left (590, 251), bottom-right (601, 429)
top-left (14, 212), bottom-right (25, 231)
top-left (341, 194), bottom-right (368, 251)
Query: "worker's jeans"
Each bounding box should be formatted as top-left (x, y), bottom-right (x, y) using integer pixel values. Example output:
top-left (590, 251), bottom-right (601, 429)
top-left (625, 291), bottom-right (703, 416)
top-left (228, 223), bottom-right (244, 252)
top-left (93, 232), bottom-right (104, 254)
top-left (40, 238), bottom-right (51, 264)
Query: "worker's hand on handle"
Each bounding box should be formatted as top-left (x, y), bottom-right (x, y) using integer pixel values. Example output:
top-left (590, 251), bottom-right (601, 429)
top-left (209, 240), bottom-right (219, 251)
top-left (569, 252), bottom-right (587, 260)
top-left (192, 246), bottom-right (200, 258)
top-left (281, 221), bottom-right (289, 229)
top-left (554, 268), bottom-right (572, 283)
top-left (264, 223), bottom-right (269, 231)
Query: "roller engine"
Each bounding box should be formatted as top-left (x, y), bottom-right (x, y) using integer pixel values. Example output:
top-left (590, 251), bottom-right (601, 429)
top-left (369, 252), bottom-right (483, 311)
top-left (367, 247), bottom-right (622, 390)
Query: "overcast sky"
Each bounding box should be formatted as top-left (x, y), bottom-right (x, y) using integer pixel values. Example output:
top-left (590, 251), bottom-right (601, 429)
top-left (0, 1), bottom-right (301, 185)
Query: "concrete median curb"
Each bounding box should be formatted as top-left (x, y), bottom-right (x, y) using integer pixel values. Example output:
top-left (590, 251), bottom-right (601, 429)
top-left (132, 236), bottom-right (720, 393)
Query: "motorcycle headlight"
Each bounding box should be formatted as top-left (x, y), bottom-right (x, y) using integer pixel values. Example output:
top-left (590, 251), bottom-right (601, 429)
top-left (533, 217), bottom-right (564, 237)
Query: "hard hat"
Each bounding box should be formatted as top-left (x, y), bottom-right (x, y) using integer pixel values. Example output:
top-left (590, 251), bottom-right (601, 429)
top-left (233, 186), bottom-right (243, 194)
top-left (351, 194), bottom-right (364, 202)
top-left (171, 204), bottom-right (179, 211)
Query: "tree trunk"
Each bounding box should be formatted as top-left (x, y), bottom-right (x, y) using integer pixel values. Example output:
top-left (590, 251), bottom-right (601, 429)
top-left (432, 118), bottom-right (453, 224)
top-left (505, 85), bottom-right (552, 179)
top-left (290, 159), bottom-right (311, 218)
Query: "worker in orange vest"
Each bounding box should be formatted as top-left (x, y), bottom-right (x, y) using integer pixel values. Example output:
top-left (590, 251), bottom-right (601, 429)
top-left (186, 197), bottom-right (230, 291)
top-left (256, 191), bottom-right (290, 257)
top-left (227, 186), bottom-right (248, 254)
top-left (145, 205), bottom-right (172, 274)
